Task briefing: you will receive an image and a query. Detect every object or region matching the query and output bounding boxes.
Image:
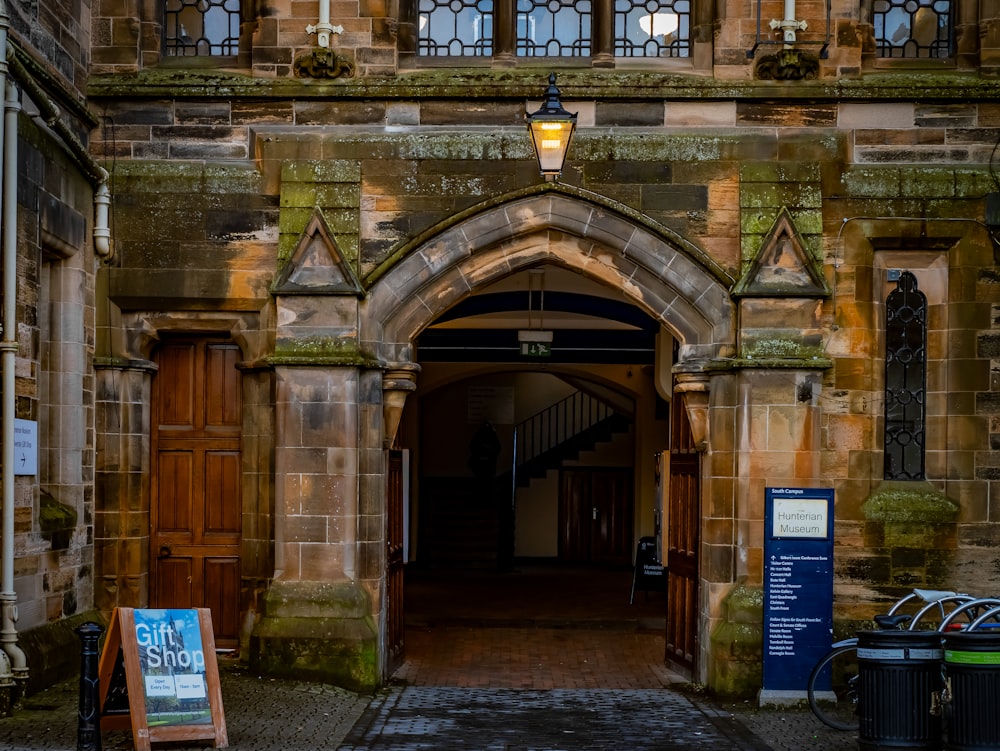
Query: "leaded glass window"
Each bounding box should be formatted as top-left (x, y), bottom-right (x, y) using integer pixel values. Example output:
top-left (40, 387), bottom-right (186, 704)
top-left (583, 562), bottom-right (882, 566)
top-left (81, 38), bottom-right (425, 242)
top-left (874, 0), bottom-right (953, 59)
top-left (415, 0), bottom-right (691, 58)
top-left (614, 0), bottom-right (691, 58)
top-left (417, 0), bottom-right (494, 56)
top-left (164, 0), bottom-right (241, 56)
top-left (884, 271), bottom-right (926, 481)
top-left (516, 0), bottom-right (591, 56)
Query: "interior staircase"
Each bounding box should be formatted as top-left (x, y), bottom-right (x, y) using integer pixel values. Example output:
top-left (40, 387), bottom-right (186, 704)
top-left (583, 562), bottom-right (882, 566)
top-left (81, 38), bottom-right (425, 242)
top-left (513, 391), bottom-right (631, 488)
top-left (418, 391), bottom-right (630, 566)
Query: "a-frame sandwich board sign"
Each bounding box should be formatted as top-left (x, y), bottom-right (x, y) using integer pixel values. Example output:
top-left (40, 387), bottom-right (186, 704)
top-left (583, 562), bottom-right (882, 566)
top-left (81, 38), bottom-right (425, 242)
top-left (98, 607), bottom-right (228, 751)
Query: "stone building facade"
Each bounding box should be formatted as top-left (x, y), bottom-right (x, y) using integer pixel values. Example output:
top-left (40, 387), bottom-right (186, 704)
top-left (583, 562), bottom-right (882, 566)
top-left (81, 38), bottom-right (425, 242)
top-left (0, 0), bottom-right (110, 707)
top-left (3, 0), bottom-right (1000, 704)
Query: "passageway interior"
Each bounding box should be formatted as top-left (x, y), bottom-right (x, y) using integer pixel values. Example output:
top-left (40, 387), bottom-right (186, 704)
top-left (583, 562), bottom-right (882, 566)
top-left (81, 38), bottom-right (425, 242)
top-left (392, 263), bottom-right (675, 684)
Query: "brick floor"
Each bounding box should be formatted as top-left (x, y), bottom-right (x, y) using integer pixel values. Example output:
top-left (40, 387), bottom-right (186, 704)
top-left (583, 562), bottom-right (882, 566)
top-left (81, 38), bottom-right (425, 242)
top-left (395, 626), bottom-right (678, 689)
top-left (398, 564), bottom-right (677, 690)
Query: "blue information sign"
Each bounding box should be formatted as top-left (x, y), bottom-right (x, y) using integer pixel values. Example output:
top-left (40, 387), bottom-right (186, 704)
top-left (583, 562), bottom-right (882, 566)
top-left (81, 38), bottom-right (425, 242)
top-left (762, 487), bottom-right (835, 697)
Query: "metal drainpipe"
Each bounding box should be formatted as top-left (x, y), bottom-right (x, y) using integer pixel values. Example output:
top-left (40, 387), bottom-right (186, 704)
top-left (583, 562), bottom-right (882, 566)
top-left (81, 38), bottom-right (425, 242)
top-left (0, 67), bottom-right (27, 686)
top-left (0, 0), bottom-right (22, 692)
top-left (5, 51), bottom-right (111, 255)
top-left (770, 0), bottom-right (807, 47)
top-left (305, 0), bottom-right (344, 48)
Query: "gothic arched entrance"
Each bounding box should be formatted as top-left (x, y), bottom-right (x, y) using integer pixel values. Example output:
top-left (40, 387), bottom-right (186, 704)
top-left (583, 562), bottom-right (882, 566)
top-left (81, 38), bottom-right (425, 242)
top-left (368, 189), bottom-right (735, 683)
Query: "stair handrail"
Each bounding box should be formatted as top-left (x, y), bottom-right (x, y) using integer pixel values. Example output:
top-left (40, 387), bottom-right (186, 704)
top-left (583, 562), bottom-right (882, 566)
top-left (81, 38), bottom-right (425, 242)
top-left (513, 391), bottom-right (617, 470)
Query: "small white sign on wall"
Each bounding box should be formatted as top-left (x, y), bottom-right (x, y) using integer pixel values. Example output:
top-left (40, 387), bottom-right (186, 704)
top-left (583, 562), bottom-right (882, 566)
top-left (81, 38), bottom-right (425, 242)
top-left (13, 418), bottom-right (38, 476)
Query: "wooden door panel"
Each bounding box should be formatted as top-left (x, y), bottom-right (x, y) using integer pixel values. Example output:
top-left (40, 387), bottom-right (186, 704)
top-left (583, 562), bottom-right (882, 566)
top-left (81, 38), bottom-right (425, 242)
top-left (204, 451), bottom-right (241, 535)
top-left (560, 468), bottom-right (632, 565)
top-left (152, 338), bottom-right (242, 650)
top-left (158, 343), bottom-right (197, 428)
top-left (559, 470), bottom-right (590, 561)
top-left (204, 557), bottom-right (241, 643)
top-left (666, 568), bottom-right (697, 663)
top-left (156, 557), bottom-right (194, 609)
top-left (665, 393), bottom-right (700, 673)
top-left (591, 470), bottom-right (632, 564)
top-left (157, 451), bottom-right (194, 535)
top-left (205, 344), bottom-right (241, 427)
top-left (386, 450), bottom-right (405, 674)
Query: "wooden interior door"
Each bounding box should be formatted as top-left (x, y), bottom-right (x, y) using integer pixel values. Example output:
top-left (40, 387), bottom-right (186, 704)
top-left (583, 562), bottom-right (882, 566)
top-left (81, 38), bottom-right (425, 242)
top-left (665, 397), bottom-right (700, 672)
top-left (559, 468), bottom-right (633, 565)
top-left (386, 449), bottom-right (405, 674)
top-left (152, 338), bottom-right (242, 649)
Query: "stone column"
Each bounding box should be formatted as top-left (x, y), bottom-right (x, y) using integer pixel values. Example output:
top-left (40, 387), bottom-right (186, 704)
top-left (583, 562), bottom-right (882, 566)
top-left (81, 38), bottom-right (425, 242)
top-left (250, 362), bottom-right (379, 693)
top-left (981, 0), bottom-right (1000, 75)
top-left (93, 359), bottom-right (155, 612)
top-left (592, 0), bottom-right (615, 68)
top-left (703, 366), bottom-right (826, 696)
top-left (493, 0), bottom-right (516, 67)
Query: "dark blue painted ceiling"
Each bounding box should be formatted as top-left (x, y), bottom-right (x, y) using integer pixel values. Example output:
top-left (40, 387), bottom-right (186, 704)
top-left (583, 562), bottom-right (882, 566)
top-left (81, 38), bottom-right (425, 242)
top-left (419, 291), bottom-right (658, 364)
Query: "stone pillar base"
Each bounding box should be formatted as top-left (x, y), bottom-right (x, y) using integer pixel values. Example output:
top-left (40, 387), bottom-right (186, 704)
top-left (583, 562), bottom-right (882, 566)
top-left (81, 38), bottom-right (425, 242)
top-left (707, 584), bottom-right (764, 698)
top-left (250, 581), bottom-right (379, 693)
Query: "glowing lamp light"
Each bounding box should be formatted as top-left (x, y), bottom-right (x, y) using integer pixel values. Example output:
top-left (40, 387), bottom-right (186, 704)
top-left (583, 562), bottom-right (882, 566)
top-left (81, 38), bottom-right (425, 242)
top-left (640, 12), bottom-right (679, 37)
top-left (525, 73), bottom-right (577, 182)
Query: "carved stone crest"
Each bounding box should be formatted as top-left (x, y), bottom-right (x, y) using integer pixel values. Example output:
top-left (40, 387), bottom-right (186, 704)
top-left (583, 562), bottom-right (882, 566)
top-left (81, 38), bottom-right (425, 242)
top-left (293, 47), bottom-right (356, 79)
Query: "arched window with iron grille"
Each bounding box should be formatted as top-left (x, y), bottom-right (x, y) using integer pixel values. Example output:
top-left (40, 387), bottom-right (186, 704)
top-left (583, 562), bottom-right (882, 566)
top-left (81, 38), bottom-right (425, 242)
top-left (884, 270), bottom-right (927, 480)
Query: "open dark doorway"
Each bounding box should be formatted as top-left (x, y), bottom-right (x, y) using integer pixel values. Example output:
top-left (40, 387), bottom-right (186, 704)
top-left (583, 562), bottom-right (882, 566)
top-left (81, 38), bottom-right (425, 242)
top-left (391, 264), bottom-right (676, 686)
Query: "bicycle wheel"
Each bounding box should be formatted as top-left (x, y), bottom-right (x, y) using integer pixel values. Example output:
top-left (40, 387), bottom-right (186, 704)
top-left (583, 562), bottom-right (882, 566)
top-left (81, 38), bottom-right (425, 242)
top-left (807, 643), bottom-right (860, 731)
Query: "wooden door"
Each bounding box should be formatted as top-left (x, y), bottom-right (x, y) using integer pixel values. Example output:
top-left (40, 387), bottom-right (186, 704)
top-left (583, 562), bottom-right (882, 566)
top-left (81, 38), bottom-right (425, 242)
top-left (386, 449), bottom-right (405, 674)
top-left (151, 338), bottom-right (242, 650)
top-left (559, 468), bottom-right (632, 565)
top-left (665, 397), bottom-right (700, 672)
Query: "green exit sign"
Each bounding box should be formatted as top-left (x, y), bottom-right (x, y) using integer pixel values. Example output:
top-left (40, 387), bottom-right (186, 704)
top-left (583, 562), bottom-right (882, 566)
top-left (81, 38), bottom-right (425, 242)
top-left (521, 341), bottom-right (551, 357)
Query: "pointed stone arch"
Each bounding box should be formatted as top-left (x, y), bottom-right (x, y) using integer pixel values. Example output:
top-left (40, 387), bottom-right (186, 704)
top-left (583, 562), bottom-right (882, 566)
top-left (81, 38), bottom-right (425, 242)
top-left (363, 192), bottom-right (736, 369)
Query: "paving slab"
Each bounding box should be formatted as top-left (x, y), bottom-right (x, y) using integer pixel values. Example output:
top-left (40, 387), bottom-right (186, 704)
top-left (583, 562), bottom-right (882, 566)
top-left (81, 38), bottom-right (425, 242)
top-left (0, 665), bottom-right (860, 751)
top-left (0, 663), bottom-right (368, 751)
top-left (338, 685), bottom-right (775, 751)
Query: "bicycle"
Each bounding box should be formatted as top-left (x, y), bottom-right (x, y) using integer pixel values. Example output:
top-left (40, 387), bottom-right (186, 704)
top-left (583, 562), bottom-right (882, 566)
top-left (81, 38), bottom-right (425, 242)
top-left (806, 589), bottom-right (976, 731)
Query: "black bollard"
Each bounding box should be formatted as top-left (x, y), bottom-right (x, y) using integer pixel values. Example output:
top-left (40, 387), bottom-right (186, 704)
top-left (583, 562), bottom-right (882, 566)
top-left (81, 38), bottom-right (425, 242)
top-left (75, 621), bottom-right (104, 751)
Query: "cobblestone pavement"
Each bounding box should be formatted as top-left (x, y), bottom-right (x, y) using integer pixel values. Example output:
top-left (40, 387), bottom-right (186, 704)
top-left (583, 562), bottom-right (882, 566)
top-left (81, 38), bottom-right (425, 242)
top-left (339, 684), bottom-right (778, 751)
top-left (0, 662), bottom-right (369, 751)
top-left (0, 658), bottom-right (861, 751)
top-left (0, 662), bottom-right (859, 751)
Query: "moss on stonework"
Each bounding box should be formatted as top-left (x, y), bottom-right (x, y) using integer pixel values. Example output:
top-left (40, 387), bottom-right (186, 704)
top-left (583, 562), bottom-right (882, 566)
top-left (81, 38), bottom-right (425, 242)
top-left (841, 166), bottom-right (993, 200)
top-left (101, 160), bottom-right (262, 194)
top-left (251, 581), bottom-right (380, 693)
top-left (708, 584), bottom-right (764, 698)
top-left (364, 181), bottom-right (733, 288)
top-left (281, 160), bottom-right (361, 184)
top-left (863, 481), bottom-right (958, 524)
top-left (742, 335), bottom-right (827, 361)
top-left (269, 337), bottom-right (380, 367)
top-left (88, 68), bottom-right (1000, 103)
top-left (40, 491), bottom-right (77, 550)
top-left (740, 162), bottom-right (822, 184)
top-left (39, 491), bottom-right (77, 531)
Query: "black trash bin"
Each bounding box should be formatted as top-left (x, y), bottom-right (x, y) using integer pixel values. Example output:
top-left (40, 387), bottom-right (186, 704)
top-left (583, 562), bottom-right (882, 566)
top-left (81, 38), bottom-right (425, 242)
top-left (857, 629), bottom-right (944, 751)
top-left (943, 631), bottom-right (1000, 751)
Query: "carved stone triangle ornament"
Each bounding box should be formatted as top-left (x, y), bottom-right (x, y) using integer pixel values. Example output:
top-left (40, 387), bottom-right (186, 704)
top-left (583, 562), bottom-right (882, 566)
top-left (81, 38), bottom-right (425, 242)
top-left (272, 208), bottom-right (365, 297)
top-left (732, 206), bottom-right (830, 298)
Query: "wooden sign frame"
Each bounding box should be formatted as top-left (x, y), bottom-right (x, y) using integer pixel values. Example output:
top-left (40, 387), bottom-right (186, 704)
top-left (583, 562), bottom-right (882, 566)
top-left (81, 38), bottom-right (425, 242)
top-left (98, 608), bottom-right (228, 750)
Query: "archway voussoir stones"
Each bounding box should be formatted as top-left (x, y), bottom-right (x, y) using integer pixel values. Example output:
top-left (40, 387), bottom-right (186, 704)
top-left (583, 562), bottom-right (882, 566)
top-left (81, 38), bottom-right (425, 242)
top-left (373, 193), bottom-right (734, 361)
top-left (663, 250), bottom-right (719, 302)
top-left (346, 192), bottom-right (739, 690)
top-left (417, 225), bottom-right (475, 276)
top-left (544, 194), bottom-right (600, 232)
top-left (581, 211), bottom-right (641, 251)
